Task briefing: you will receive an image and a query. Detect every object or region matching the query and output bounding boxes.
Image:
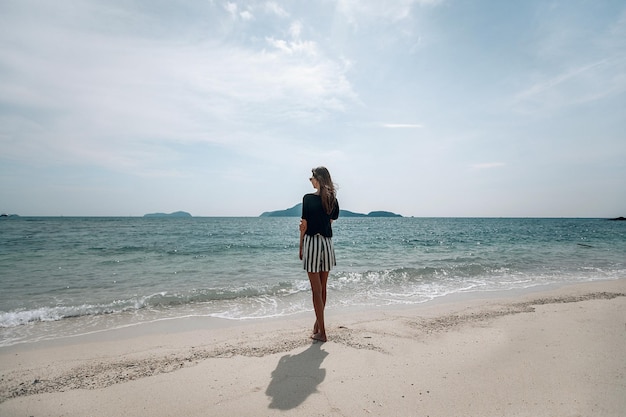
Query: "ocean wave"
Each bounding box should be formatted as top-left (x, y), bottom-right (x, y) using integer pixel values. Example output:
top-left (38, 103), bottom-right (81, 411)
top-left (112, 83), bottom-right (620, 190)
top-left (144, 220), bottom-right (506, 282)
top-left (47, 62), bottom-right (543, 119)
top-left (4, 262), bottom-right (622, 330)
top-left (0, 294), bottom-right (165, 328)
top-left (0, 304), bottom-right (117, 328)
top-left (0, 282), bottom-right (310, 328)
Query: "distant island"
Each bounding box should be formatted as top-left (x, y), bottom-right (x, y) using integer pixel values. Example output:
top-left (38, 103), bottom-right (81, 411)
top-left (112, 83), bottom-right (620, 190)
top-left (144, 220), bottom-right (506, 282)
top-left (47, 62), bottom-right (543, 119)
top-left (143, 211), bottom-right (192, 218)
top-left (260, 203), bottom-right (402, 218)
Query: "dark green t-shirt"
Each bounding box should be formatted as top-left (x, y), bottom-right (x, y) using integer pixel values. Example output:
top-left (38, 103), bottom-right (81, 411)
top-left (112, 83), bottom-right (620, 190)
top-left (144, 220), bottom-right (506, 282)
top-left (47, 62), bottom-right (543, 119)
top-left (301, 193), bottom-right (339, 237)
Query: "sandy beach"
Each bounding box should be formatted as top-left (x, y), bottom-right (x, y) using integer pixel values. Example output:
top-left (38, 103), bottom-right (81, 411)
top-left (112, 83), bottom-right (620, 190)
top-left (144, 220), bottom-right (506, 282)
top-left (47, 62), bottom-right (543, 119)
top-left (1, 279), bottom-right (624, 417)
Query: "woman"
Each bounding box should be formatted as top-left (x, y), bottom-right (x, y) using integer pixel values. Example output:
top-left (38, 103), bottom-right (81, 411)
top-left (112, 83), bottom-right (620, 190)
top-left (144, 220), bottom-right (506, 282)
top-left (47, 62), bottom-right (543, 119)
top-left (299, 166), bottom-right (339, 342)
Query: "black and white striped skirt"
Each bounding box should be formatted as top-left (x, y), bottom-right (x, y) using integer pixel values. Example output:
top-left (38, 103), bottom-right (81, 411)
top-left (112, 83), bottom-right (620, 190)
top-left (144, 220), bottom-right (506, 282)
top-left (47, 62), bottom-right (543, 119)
top-left (302, 234), bottom-right (336, 273)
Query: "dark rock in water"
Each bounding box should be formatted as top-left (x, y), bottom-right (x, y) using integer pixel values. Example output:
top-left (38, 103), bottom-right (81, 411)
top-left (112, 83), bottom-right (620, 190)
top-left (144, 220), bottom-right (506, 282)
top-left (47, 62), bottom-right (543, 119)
top-left (144, 211), bottom-right (192, 218)
top-left (367, 211), bottom-right (402, 218)
top-left (260, 204), bottom-right (302, 217)
top-left (340, 210), bottom-right (367, 217)
top-left (607, 216), bottom-right (626, 221)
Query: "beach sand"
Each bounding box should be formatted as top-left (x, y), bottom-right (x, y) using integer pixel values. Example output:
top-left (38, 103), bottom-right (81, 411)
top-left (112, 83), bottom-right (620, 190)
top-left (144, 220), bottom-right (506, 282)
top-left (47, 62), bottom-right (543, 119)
top-left (1, 279), bottom-right (625, 417)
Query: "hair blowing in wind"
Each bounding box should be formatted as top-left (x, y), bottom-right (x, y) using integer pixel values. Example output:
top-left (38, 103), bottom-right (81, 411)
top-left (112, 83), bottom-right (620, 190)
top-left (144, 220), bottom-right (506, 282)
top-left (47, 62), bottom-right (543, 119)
top-left (312, 167), bottom-right (337, 215)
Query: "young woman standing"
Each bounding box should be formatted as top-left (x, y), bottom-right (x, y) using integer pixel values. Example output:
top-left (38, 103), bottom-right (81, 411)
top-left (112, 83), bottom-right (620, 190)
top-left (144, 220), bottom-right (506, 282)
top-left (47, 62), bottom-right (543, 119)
top-left (299, 166), bottom-right (339, 342)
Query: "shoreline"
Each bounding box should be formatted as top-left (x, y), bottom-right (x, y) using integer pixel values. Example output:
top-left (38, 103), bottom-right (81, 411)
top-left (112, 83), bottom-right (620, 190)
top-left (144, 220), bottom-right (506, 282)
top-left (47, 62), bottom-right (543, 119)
top-left (3, 277), bottom-right (621, 349)
top-left (1, 278), bottom-right (625, 416)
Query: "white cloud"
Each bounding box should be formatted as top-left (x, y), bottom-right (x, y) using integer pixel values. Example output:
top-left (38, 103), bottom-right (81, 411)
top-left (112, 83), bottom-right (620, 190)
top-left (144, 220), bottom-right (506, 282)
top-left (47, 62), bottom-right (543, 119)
top-left (264, 1), bottom-right (289, 18)
top-left (265, 37), bottom-right (318, 56)
top-left (0, 8), bottom-right (357, 175)
top-left (511, 57), bottom-right (626, 113)
top-left (224, 1), bottom-right (238, 17)
top-left (511, 4), bottom-right (626, 114)
top-left (289, 21), bottom-right (303, 39)
top-left (240, 10), bottom-right (254, 21)
top-left (224, 2), bottom-right (254, 21)
top-left (336, 0), bottom-right (442, 25)
top-left (514, 60), bottom-right (608, 102)
top-left (264, 20), bottom-right (319, 56)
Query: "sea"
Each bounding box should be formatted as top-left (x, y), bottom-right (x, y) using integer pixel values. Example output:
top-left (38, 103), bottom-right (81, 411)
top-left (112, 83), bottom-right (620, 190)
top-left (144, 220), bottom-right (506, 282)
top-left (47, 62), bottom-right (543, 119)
top-left (1, 217), bottom-right (624, 347)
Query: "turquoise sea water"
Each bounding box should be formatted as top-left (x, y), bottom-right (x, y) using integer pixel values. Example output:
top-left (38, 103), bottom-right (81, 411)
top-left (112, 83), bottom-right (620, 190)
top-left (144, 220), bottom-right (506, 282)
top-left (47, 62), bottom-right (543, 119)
top-left (1, 217), bottom-right (624, 346)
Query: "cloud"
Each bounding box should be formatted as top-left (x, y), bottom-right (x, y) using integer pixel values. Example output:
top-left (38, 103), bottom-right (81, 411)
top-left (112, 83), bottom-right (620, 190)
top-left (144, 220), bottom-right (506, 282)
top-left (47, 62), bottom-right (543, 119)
top-left (0, 19), bottom-right (356, 177)
top-left (265, 36), bottom-right (317, 55)
top-left (514, 60), bottom-right (609, 102)
top-left (289, 21), bottom-right (303, 38)
top-left (224, 2), bottom-right (254, 21)
top-left (264, 1), bottom-right (289, 18)
top-left (336, 0), bottom-right (442, 25)
top-left (240, 10), bottom-right (254, 21)
top-left (511, 5), bottom-right (626, 113)
top-left (224, 2), bottom-right (238, 17)
top-left (0, 3), bottom-right (357, 176)
top-left (511, 57), bottom-right (626, 113)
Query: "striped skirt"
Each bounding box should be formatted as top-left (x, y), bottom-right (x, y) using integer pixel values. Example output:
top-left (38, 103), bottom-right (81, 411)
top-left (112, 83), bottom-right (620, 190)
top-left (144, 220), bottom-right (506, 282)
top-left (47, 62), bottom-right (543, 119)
top-left (302, 234), bottom-right (336, 273)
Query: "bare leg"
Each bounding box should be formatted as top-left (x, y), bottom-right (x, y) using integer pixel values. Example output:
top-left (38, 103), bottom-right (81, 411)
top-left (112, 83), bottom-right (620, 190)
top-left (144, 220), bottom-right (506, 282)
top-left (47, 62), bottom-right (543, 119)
top-left (308, 272), bottom-right (327, 342)
top-left (313, 271), bottom-right (329, 334)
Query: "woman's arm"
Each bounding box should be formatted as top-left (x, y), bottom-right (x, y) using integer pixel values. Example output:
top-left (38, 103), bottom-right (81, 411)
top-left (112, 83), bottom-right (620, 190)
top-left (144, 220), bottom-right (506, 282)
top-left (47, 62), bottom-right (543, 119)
top-left (299, 219), bottom-right (307, 260)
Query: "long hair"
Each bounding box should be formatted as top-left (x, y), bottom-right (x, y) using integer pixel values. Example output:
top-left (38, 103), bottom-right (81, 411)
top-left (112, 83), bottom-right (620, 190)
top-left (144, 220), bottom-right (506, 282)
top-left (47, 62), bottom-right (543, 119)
top-left (312, 166), bottom-right (337, 215)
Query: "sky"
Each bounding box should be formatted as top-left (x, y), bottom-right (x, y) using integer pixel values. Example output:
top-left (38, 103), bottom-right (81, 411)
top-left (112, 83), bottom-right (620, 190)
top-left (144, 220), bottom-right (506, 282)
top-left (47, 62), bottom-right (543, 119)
top-left (1, 0), bottom-right (625, 217)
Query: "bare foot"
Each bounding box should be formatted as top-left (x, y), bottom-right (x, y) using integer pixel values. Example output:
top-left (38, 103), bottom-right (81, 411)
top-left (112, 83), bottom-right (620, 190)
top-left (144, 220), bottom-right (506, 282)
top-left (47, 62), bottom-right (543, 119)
top-left (311, 332), bottom-right (327, 342)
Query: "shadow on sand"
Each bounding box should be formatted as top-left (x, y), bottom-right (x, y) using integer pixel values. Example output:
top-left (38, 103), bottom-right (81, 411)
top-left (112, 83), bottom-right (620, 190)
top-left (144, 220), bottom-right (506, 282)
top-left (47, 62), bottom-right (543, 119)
top-left (266, 342), bottom-right (329, 410)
